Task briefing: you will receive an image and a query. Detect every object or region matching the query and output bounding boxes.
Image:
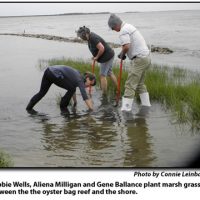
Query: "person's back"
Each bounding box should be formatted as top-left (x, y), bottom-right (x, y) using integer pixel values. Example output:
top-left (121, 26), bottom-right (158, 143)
top-left (119, 23), bottom-right (149, 59)
top-left (49, 65), bottom-right (81, 88)
top-left (88, 32), bottom-right (114, 63)
top-left (48, 65), bottom-right (89, 102)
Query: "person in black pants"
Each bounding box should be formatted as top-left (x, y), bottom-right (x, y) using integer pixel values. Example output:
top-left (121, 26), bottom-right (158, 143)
top-left (26, 65), bottom-right (96, 114)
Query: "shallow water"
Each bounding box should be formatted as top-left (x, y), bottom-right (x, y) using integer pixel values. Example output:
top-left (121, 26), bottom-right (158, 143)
top-left (1, 10), bottom-right (200, 70)
top-left (0, 36), bottom-right (200, 167)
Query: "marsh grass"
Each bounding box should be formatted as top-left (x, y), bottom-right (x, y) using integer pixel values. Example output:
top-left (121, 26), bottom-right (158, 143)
top-left (0, 150), bottom-right (13, 167)
top-left (39, 58), bottom-right (200, 130)
top-left (146, 65), bottom-right (200, 130)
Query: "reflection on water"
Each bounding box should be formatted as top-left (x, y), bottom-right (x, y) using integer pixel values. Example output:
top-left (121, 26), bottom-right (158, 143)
top-left (124, 117), bottom-right (155, 167)
top-left (29, 95), bottom-right (155, 167)
top-left (22, 91), bottom-right (200, 167)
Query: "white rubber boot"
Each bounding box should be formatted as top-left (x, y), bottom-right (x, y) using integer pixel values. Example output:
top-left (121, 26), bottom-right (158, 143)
top-left (121, 97), bottom-right (133, 112)
top-left (139, 92), bottom-right (151, 107)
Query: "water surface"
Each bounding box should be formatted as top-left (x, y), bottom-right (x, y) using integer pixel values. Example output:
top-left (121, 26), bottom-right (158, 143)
top-left (1, 10), bottom-right (200, 70)
top-left (0, 36), bottom-right (200, 167)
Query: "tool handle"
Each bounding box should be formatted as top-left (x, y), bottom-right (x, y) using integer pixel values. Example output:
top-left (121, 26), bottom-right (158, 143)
top-left (116, 59), bottom-right (123, 105)
top-left (89, 60), bottom-right (96, 95)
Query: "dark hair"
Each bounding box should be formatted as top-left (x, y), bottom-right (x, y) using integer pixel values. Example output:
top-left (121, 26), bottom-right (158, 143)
top-left (77, 26), bottom-right (90, 39)
top-left (83, 72), bottom-right (96, 86)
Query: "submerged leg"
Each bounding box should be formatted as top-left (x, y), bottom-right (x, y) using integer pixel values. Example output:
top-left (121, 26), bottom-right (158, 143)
top-left (26, 69), bottom-right (52, 112)
top-left (60, 89), bottom-right (76, 114)
top-left (100, 75), bottom-right (108, 95)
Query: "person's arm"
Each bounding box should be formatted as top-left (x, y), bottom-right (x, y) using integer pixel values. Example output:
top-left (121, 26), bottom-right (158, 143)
top-left (122, 43), bottom-right (130, 54)
top-left (118, 43), bottom-right (130, 59)
top-left (84, 99), bottom-right (93, 111)
top-left (78, 80), bottom-right (94, 111)
top-left (72, 93), bottom-right (77, 107)
top-left (93, 42), bottom-right (105, 61)
top-left (119, 30), bottom-right (131, 59)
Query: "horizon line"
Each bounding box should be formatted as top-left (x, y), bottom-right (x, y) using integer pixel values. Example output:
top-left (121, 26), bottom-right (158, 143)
top-left (0, 9), bottom-right (199, 18)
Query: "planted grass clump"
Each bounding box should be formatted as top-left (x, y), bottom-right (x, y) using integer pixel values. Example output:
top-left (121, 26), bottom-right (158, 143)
top-left (0, 150), bottom-right (13, 167)
top-left (40, 58), bottom-right (200, 130)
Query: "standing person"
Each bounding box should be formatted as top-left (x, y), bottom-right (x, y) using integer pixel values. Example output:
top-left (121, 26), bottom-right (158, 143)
top-left (76, 26), bottom-right (118, 95)
top-left (108, 14), bottom-right (151, 112)
top-left (26, 65), bottom-right (96, 114)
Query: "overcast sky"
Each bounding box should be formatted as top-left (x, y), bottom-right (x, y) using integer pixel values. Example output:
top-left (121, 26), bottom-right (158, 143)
top-left (0, 2), bottom-right (200, 16)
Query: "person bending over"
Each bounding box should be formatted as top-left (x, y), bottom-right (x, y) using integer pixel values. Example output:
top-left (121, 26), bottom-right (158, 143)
top-left (26, 65), bottom-right (96, 114)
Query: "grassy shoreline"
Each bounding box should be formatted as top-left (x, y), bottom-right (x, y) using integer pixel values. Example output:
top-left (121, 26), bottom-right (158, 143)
top-left (39, 57), bottom-right (200, 131)
top-left (146, 65), bottom-right (200, 129)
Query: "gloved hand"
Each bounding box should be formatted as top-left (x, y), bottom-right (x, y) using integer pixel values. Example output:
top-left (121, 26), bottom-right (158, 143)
top-left (118, 52), bottom-right (126, 60)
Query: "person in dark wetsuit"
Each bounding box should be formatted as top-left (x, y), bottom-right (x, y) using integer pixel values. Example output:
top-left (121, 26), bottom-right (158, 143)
top-left (77, 26), bottom-right (118, 95)
top-left (26, 65), bottom-right (96, 114)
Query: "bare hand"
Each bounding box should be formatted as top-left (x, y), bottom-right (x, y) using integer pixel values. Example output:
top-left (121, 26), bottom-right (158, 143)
top-left (92, 57), bottom-right (98, 61)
